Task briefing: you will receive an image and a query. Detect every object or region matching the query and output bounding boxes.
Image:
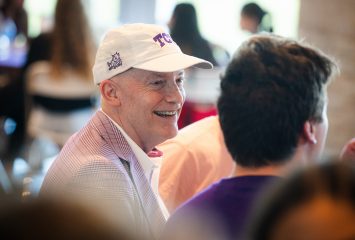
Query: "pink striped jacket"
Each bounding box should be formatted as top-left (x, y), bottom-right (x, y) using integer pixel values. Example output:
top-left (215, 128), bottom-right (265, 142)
top-left (40, 111), bottom-right (166, 239)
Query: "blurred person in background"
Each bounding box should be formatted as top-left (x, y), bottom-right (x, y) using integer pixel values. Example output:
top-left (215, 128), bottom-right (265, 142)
top-left (163, 34), bottom-right (338, 240)
top-left (40, 23), bottom-right (212, 240)
top-left (0, 0), bottom-right (29, 192)
top-left (240, 2), bottom-right (273, 34)
top-left (169, 3), bottom-right (228, 128)
top-left (247, 161), bottom-right (355, 240)
top-left (168, 3), bottom-right (218, 66)
top-left (25, 0), bottom-right (97, 148)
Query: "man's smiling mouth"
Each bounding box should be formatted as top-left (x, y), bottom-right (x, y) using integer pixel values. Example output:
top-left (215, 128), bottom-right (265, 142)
top-left (153, 111), bottom-right (178, 117)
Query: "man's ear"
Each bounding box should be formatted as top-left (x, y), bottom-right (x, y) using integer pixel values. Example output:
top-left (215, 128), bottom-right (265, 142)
top-left (303, 121), bottom-right (317, 144)
top-left (99, 79), bottom-right (121, 106)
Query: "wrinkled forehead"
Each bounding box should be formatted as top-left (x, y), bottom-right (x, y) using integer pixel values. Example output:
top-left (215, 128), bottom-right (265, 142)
top-left (126, 68), bottom-right (184, 78)
top-left (111, 68), bottom-right (184, 82)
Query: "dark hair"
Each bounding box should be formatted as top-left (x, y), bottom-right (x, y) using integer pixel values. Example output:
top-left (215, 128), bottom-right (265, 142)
top-left (169, 3), bottom-right (217, 65)
top-left (241, 3), bottom-right (266, 24)
top-left (241, 3), bottom-right (273, 33)
top-left (247, 161), bottom-right (355, 240)
top-left (218, 34), bottom-right (337, 167)
top-left (51, 0), bottom-right (95, 80)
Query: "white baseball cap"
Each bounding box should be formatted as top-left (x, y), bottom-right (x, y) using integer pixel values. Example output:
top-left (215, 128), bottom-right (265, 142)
top-left (92, 23), bottom-right (213, 84)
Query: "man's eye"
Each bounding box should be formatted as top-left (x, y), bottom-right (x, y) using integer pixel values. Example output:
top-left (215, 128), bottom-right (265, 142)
top-left (152, 80), bottom-right (164, 85)
top-left (176, 78), bottom-right (184, 84)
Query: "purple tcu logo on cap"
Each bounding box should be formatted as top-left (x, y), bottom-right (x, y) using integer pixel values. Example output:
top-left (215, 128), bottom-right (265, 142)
top-left (107, 52), bottom-right (122, 70)
top-left (153, 33), bottom-right (174, 47)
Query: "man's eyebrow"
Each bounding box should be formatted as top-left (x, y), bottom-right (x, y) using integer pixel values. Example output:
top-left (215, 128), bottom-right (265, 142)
top-left (150, 71), bottom-right (184, 79)
top-left (178, 71), bottom-right (184, 76)
top-left (154, 73), bottom-right (165, 78)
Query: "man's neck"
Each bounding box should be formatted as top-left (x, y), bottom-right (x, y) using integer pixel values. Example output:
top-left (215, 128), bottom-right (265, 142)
top-left (233, 164), bottom-right (287, 177)
top-left (232, 139), bottom-right (317, 178)
top-left (233, 152), bottom-right (308, 178)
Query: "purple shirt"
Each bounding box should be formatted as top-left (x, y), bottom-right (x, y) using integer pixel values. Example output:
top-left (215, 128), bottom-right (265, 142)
top-left (167, 176), bottom-right (281, 239)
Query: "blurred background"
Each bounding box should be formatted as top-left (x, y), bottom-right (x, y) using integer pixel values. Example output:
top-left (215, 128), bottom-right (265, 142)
top-left (0, 0), bottom-right (354, 196)
top-left (24, 0), bottom-right (299, 54)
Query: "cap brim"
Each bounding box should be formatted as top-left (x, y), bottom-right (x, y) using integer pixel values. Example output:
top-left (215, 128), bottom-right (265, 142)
top-left (133, 53), bottom-right (213, 72)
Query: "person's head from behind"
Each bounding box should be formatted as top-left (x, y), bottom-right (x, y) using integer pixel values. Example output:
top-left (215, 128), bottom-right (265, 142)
top-left (240, 2), bottom-right (269, 33)
top-left (248, 161), bottom-right (355, 240)
top-left (93, 24), bottom-right (212, 153)
top-left (168, 3), bottom-right (201, 47)
top-left (168, 3), bottom-right (200, 39)
top-left (218, 34), bottom-right (337, 168)
top-left (0, 197), bottom-right (138, 240)
top-left (51, 0), bottom-right (94, 80)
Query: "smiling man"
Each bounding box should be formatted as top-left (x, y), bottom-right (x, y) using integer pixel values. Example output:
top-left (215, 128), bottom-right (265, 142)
top-left (40, 23), bottom-right (212, 240)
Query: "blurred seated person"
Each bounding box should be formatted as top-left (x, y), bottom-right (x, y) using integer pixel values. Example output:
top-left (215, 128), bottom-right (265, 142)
top-left (247, 161), bottom-right (355, 240)
top-left (340, 138), bottom-right (355, 161)
top-left (0, 0), bottom-right (28, 164)
top-left (25, 0), bottom-right (97, 147)
top-left (159, 116), bottom-right (234, 212)
top-left (168, 3), bottom-right (229, 128)
top-left (169, 3), bottom-right (229, 128)
top-left (240, 2), bottom-right (273, 34)
top-left (163, 34), bottom-right (338, 240)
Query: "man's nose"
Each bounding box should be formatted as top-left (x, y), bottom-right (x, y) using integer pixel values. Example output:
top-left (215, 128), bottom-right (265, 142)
top-left (165, 82), bottom-right (185, 106)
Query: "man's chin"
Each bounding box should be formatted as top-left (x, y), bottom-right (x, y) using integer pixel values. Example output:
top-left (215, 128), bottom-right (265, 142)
top-left (158, 128), bottom-right (178, 143)
top-left (167, 129), bottom-right (179, 139)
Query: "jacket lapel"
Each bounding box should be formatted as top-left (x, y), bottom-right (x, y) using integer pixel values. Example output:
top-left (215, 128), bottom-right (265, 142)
top-left (91, 111), bottom-right (166, 238)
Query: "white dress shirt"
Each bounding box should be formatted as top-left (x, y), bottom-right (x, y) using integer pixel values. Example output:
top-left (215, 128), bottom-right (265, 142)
top-left (101, 110), bottom-right (169, 219)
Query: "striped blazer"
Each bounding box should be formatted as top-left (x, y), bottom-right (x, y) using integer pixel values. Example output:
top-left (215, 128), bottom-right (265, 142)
top-left (40, 111), bottom-right (166, 239)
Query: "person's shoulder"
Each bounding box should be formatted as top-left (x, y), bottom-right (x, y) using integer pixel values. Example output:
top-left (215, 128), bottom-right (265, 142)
top-left (166, 181), bottom-right (222, 234)
top-left (73, 157), bottom-right (128, 180)
top-left (54, 120), bottom-right (103, 157)
top-left (26, 60), bottom-right (51, 76)
top-left (181, 179), bottom-right (222, 208)
top-left (46, 148), bottom-right (129, 192)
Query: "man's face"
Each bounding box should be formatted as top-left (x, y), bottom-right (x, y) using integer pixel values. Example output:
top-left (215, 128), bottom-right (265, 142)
top-left (111, 69), bottom-right (185, 152)
top-left (240, 14), bottom-right (258, 33)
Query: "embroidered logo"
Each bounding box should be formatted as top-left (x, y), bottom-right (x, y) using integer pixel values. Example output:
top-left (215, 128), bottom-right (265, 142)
top-left (107, 52), bottom-right (122, 70)
top-left (153, 33), bottom-right (174, 47)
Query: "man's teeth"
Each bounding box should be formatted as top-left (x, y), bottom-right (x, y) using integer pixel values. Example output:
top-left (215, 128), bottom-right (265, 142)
top-left (154, 111), bottom-right (177, 117)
